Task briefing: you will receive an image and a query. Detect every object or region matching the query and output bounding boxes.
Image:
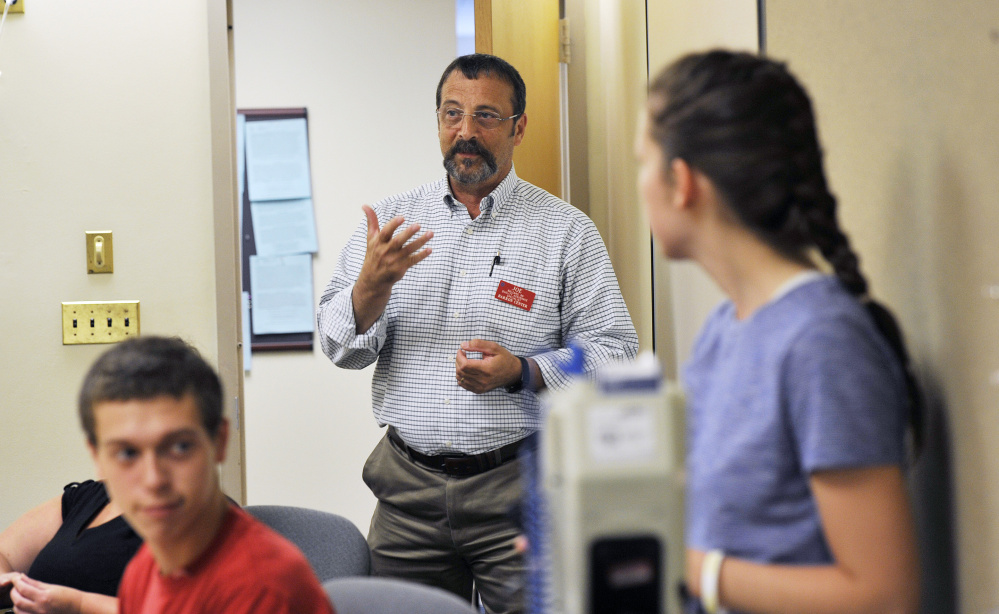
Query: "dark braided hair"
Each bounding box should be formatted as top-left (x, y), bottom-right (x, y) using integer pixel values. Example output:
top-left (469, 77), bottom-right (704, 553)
top-left (648, 50), bottom-right (922, 451)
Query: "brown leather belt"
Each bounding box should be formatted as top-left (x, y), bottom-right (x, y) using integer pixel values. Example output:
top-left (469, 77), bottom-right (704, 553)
top-left (387, 426), bottom-right (524, 477)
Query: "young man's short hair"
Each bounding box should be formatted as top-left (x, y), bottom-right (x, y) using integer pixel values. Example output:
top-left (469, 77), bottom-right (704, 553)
top-left (78, 336), bottom-right (223, 445)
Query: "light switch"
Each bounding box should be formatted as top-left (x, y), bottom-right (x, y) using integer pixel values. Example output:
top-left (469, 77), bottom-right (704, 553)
top-left (86, 230), bottom-right (113, 274)
top-left (62, 301), bottom-right (140, 345)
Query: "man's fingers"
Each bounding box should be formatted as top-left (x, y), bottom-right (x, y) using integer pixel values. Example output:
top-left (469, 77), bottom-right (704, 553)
top-left (390, 226), bottom-right (435, 259)
top-left (403, 230), bottom-right (434, 255)
top-left (462, 339), bottom-right (501, 355)
top-left (362, 205), bottom-right (380, 238)
top-left (378, 215), bottom-right (407, 241)
top-left (363, 202), bottom-right (433, 259)
top-left (390, 222), bottom-right (423, 248)
top-left (410, 247), bottom-right (433, 266)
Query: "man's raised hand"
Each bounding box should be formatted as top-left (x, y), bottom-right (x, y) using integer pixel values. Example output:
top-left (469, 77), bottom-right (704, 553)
top-left (351, 205), bottom-right (433, 333)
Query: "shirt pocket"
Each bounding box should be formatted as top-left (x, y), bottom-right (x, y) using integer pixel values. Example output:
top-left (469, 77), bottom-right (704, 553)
top-left (475, 257), bottom-right (562, 348)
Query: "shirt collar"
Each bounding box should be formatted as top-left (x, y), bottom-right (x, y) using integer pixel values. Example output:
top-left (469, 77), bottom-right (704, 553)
top-left (769, 270), bottom-right (825, 304)
top-left (441, 167), bottom-right (519, 218)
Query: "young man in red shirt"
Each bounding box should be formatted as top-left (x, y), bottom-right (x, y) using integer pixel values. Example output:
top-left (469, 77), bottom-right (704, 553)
top-left (79, 336), bottom-right (335, 614)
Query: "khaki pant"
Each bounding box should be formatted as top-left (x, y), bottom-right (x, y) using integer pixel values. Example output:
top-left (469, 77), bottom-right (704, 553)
top-left (362, 433), bottom-right (525, 614)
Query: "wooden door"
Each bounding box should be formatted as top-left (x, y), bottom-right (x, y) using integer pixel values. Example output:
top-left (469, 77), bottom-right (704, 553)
top-left (475, 0), bottom-right (562, 198)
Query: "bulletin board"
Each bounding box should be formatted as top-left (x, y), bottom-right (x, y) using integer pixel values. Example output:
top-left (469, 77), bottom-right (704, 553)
top-left (238, 107), bottom-right (317, 352)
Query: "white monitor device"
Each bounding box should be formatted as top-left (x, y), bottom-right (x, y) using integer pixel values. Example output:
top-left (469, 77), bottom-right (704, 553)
top-left (540, 352), bottom-right (685, 614)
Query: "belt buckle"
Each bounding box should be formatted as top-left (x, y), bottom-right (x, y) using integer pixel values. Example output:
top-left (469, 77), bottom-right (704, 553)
top-left (442, 455), bottom-right (476, 477)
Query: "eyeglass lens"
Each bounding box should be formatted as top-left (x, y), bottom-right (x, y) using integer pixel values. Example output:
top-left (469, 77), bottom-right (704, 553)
top-left (438, 109), bottom-right (511, 129)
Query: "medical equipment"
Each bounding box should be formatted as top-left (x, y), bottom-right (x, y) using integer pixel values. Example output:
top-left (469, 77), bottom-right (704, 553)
top-left (540, 351), bottom-right (685, 614)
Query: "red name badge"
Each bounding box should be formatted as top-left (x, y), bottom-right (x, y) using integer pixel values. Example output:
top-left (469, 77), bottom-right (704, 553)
top-left (495, 280), bottom-right (536, 311)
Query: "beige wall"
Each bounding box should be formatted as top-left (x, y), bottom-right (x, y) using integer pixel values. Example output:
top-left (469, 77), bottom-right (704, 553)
top-left (232, 0), bottom-right (456, 532)
top-left (577, 0), bottom-right (655, 353)
top-left (767, 2), bottom-right (998, 610)
top-left (645, 0), bottom-right (759, 373)
top-left (0, 0), bottom-right (235, 528)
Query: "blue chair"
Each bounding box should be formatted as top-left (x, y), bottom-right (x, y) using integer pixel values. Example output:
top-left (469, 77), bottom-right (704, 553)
top-left (323, 577), bottom-right (480, 614)
top-left (246, 504), bottom-right (371, 581)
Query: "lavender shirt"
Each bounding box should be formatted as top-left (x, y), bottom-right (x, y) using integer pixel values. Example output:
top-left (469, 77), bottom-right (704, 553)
top-left (683, 275), bottom-right (906, 564)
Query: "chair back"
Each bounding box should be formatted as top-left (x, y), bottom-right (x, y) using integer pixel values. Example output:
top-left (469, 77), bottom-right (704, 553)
top-left (245, 504), bottom-right (371, 581)
top-left (323, 577), bottom-right (480, 614)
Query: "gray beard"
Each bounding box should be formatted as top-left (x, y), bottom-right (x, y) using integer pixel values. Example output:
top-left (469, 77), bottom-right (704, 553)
top-left (444, 155), bottom-right (497, 185)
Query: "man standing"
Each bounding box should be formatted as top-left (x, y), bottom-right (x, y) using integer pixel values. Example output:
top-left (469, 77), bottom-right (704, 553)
top-left (317, 54), bottom-right (637, 613)
top-left (80, 336), bottom-right (335, 614)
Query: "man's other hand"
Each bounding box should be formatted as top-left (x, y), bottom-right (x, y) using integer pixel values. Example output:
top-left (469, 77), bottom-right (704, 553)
top-left (456, 340), bottom-right (521, 394)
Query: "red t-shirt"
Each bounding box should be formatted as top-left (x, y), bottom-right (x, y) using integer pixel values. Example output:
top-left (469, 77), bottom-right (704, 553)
top-left (118, 505), bottom-right (335, 614)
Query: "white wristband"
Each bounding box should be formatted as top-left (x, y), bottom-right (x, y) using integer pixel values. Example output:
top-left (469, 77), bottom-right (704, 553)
top-left (700, 549), bottom-right (725, 614)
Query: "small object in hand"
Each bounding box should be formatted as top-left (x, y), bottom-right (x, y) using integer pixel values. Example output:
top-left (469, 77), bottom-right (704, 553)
top-left (0, 579), bottom-right (13, 609)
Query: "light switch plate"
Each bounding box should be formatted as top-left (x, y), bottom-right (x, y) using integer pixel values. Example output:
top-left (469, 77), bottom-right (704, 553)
top-left (62, 301), bottom-right (139, 345)
top-left (86, 230), bottom-right (113, 274)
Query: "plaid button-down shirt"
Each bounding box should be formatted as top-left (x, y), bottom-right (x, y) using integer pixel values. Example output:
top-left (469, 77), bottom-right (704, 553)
top-left (318, 169), bottom-right (638, 455)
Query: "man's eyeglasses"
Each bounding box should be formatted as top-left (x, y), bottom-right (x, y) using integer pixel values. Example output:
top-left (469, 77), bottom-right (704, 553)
top-left (437, 107), bottom-right (521, 130)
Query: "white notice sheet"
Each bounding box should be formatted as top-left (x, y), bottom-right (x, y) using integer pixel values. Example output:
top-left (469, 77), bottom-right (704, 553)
top-left (249, 198), bottom-right (318, 256)
top-left (245, 118), bottom-right (312, 202)
top-left (248, 254), bottom-right (314, 334)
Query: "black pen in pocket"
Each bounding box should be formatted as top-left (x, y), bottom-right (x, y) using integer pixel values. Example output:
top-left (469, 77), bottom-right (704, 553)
top-left (489, 250), bottom-right (501, 277)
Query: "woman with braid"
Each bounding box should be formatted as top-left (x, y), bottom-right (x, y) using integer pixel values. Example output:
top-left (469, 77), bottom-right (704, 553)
top-left (636, 50), bottom-right (921, 614)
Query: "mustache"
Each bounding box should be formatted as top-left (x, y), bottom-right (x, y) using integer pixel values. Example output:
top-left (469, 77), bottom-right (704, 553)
top-left (447, 139), bottom-right (496, 166)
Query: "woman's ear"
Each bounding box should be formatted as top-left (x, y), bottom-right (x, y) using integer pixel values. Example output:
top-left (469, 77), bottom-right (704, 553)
top-left (668, 158), bottom-right (697, 209)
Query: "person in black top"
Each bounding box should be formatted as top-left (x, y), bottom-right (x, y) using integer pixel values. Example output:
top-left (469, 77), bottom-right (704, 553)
top-left (0, 480), bottom-right (142, 614)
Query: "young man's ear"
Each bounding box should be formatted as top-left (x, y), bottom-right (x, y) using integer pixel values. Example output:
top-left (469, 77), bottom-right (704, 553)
top-left (87, 439), bottom-right (105, 479)
top-left (213, 418), bottom-right (230, 464)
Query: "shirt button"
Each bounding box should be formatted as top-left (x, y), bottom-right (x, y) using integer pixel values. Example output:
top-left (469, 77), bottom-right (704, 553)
top-left (465, 228), bottom-right (474, 235)
top-left (460, 270), bottom-right (467, 277)
top-left (453, 311), bottom-right (461, 318)
top-left (444, 398), bottom-right (451, 405)
top-left (444, 441), bottom-right (453, 448)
